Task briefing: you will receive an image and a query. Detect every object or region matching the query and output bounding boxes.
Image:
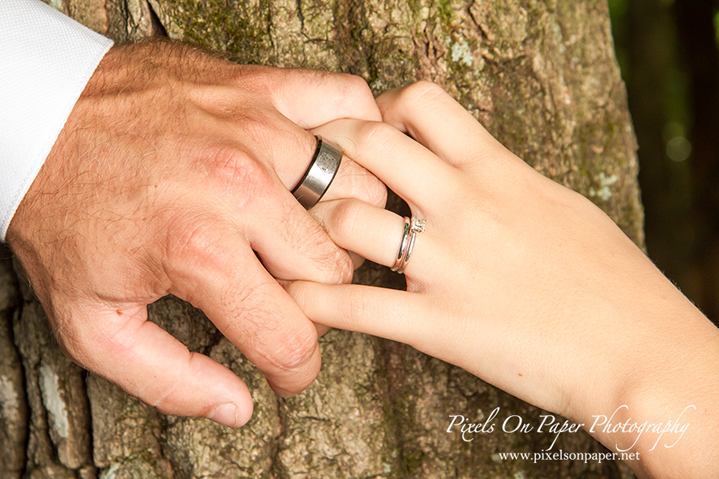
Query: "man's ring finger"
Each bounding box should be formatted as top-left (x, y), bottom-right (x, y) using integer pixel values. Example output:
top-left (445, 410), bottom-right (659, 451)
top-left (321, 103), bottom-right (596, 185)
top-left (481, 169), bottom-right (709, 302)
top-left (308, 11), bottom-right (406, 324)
top-left (292, 136), bottom-right (343, 209)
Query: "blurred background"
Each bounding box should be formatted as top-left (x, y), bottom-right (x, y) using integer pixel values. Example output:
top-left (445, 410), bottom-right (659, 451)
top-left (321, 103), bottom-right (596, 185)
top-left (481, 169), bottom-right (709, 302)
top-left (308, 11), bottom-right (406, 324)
top-left (609, 0), bottom-right (719, 325)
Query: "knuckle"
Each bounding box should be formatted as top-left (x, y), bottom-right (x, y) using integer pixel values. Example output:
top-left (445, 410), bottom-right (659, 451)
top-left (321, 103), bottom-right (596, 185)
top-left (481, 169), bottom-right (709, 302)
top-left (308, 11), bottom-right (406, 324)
top-left (167, 221), bottom-right (215, 260)
top-left (310, 233), bottom-right (353, 284)
top-left (226, 65), bottom-right (271, 98)
top-left (362, 171), bottom-right (388, 208)
top-left (225, 106), bottom-right (270, 137)
top-left (286, 129), bottom-right (318, 173)
top-left (357, 121), bottom-right (400, 153)
top-left (197, 146), bottom-right (281, 212)
top-left (267, 68), bottom-right (332, 105)
top-left (333, 248), bottom-right (354, 284)
top-left (394, 80), bottom-right (445, 112)
top-left (232, 63), bottom-right (268, 85)
top-left (206, 147), bottom-right (273, 199)
top-left (285, 207), bottom-right (353, 285)
top-left (335, 159), bottom-right (387, 207)
top-left (218, 282), bottom-right (317, 374)
top-left (345, 287), bottom-right (369, 331)
top-left (328, 199), bottom-right (363, 241)
top-left (322, 203), bottom-right (360, 283)
top-left (268, 323), bottom-right (319, 371)
top-left (339, 73), bottom-right (373, 98)
top-left (163, 218), bottom-right (231, 280)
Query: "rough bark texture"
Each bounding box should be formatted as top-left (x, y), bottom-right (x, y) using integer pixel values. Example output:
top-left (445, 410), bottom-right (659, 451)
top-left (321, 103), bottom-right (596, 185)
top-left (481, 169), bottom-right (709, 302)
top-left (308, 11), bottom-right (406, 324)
top-left (1, 0), bottom-right (642, 477)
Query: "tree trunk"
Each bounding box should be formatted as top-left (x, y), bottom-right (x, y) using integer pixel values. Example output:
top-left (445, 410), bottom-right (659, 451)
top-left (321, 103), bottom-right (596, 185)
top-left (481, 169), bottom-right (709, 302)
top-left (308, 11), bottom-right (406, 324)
top-left (1, 0), bottom-right (642, 477)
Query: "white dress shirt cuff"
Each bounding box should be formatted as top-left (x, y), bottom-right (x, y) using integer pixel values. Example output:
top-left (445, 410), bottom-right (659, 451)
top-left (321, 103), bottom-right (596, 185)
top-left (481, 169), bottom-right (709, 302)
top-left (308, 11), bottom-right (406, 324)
top-left (0, 0), bottom-right (114, 241)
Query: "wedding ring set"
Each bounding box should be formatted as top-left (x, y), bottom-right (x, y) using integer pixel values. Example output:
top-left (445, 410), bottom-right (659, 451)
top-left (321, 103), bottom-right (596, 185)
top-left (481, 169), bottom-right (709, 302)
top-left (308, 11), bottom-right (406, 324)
top-left (391, 216), bottom-right (425, 274)
top-left (292, 136), bottom-right (425, 274)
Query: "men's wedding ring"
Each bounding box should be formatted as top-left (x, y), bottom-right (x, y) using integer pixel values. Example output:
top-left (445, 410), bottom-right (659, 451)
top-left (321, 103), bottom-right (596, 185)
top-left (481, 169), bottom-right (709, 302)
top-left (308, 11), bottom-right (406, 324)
top-left (391, 216), bottom-right (426, 274)
top-left (292, 136), bottom-right (343, 209)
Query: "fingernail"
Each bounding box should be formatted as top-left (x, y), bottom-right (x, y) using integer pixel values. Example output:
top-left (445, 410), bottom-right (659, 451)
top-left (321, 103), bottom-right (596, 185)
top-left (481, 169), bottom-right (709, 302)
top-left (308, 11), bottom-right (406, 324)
top-left (207, 403), bottom-right (238, 428)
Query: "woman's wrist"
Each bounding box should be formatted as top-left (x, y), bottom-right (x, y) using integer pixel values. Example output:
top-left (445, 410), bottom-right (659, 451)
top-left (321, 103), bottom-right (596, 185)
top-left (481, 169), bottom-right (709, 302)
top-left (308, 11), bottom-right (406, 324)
top-left (571, 290), bottom-right (719, 478)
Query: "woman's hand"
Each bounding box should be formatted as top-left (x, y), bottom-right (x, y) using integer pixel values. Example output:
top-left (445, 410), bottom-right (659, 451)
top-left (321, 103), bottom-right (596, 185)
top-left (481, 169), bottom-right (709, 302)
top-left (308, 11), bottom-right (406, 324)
top-left (286, 82), bottom-right (719, 478)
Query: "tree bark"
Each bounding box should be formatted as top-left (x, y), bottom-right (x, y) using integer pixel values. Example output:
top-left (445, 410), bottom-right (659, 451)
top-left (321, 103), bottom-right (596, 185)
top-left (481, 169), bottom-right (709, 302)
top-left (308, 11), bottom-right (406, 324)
top-left (1, 0), bottom-right (642, 477)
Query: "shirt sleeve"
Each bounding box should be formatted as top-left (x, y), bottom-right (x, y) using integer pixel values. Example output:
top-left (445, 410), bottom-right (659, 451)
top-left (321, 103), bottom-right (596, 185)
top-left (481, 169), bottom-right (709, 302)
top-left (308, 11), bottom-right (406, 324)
top-left (0, 0), bottom-right (114, 241)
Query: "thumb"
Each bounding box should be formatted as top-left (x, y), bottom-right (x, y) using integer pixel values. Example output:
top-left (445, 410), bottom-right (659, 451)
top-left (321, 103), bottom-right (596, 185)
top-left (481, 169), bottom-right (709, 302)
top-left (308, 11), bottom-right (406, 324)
top-left (56, 303), bottom-right (253, 428)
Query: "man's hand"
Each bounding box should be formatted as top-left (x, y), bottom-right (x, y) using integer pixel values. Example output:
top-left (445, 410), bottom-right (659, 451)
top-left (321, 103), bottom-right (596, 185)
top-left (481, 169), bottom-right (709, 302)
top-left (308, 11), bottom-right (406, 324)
top-left (6, 40), bottom-right (385, 427)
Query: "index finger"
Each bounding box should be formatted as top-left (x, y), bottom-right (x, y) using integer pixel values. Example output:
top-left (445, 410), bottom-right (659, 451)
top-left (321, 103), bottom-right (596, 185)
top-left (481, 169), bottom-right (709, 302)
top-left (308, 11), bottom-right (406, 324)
top-left (268, 69), bottom-right (382, 126)
top-left (163, 221), bottom-right (323, 397)
top-left (285, 281), bottom-right (423, 344)
top-left (376, 81), bottom-right (508, 170)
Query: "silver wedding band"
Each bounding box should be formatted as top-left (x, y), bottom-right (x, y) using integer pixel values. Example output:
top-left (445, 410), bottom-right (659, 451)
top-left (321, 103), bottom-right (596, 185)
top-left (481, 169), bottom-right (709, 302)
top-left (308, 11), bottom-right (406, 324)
top-left (391, 216), bottom-right (426, 274)
top-left (292, 136), bottom-right (343, 209)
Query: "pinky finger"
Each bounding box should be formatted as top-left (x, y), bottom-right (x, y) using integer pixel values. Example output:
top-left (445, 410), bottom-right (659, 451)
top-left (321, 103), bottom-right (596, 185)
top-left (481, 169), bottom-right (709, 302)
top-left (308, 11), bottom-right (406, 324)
top-left (284, 281), bottom-right (427, 346)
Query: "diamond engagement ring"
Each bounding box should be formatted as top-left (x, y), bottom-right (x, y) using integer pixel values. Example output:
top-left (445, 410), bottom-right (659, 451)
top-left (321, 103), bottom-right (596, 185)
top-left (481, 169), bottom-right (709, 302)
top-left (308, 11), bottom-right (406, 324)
top-left (291, 136), bottom-right (343, 209)
top-left (391, 216), bottom-right (426, 274)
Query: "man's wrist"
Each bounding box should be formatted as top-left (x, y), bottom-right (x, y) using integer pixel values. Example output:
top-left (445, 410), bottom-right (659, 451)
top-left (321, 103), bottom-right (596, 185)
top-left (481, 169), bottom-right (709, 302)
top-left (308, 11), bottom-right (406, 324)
top-left (0, 0), bottom-right (113, 240)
